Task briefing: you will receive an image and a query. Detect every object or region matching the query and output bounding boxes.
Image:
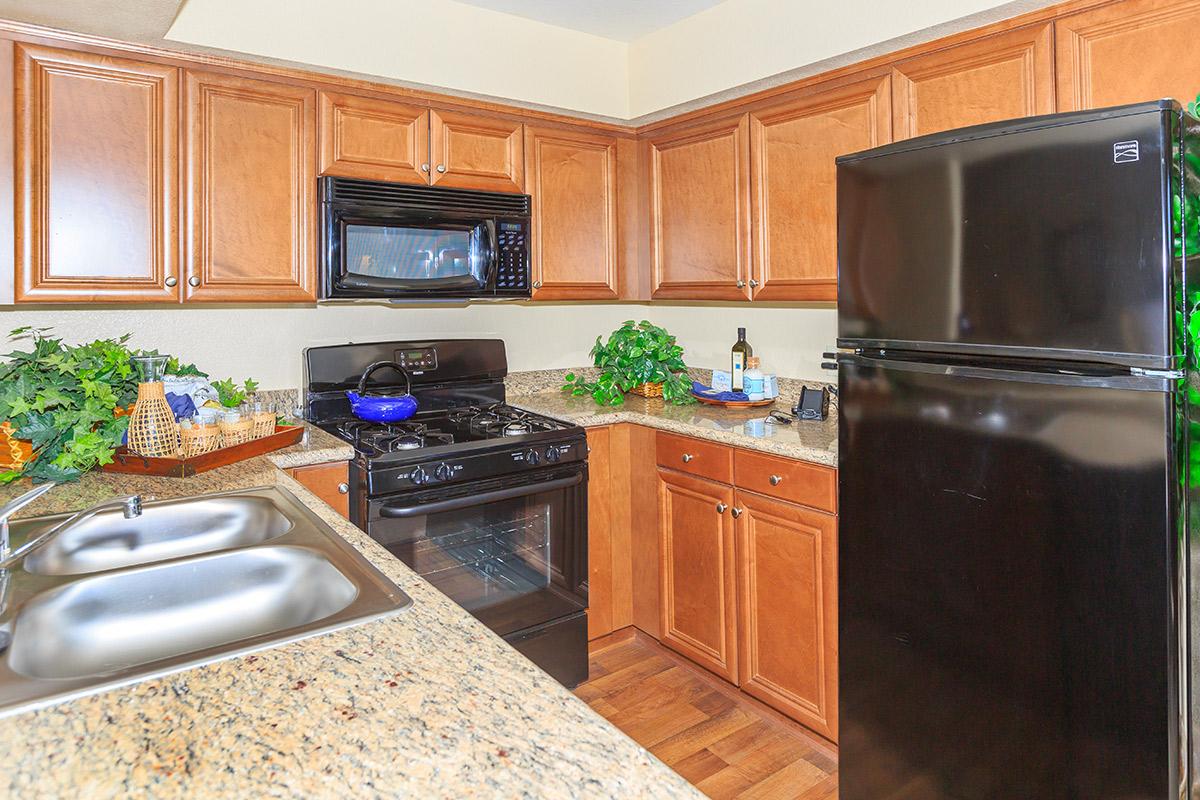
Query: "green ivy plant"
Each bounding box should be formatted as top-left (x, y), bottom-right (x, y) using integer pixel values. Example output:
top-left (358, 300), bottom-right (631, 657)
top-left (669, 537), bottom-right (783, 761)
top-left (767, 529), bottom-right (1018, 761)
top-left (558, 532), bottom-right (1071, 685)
top-left (563, 320), bottom-right (695, 406)
top-left (0, 327), bottom-right (139, 483)
top-left (212, 377), bottom-right (259, 408)
top-left (135, 350), bottom-right (208, 379)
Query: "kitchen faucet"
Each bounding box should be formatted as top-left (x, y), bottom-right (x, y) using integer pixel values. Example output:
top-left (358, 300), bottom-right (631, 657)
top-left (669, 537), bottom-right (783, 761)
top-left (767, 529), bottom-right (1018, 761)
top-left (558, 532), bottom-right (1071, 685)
top-left (0, 488), bottom-right (143, 571)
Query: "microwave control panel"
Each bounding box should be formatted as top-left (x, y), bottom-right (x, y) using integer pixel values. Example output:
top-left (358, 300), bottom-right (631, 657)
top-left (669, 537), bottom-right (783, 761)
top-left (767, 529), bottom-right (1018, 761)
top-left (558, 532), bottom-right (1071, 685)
top-left (496, 221), bottom-right (530, 293)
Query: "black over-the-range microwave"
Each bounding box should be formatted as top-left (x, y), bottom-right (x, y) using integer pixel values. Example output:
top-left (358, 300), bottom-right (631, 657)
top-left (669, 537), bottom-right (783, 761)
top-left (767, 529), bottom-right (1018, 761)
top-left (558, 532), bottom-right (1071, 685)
top-left (319, 177), bottom-right (532, 301)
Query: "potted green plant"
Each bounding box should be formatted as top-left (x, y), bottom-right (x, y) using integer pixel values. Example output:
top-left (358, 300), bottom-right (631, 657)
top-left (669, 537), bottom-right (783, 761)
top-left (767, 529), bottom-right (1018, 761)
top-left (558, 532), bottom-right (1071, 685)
top-left (563, 320), bottom-right (695, 406)
top-left (212, 377), bottom-right (259, 409)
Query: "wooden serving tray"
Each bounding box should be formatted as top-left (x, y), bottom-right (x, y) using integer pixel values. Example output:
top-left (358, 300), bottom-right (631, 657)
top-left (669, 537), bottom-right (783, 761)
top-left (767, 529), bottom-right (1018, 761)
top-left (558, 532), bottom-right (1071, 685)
top-left (692, 393), bottom-right (776, 409)
top-left (101, 425), bottom-right (305, 478)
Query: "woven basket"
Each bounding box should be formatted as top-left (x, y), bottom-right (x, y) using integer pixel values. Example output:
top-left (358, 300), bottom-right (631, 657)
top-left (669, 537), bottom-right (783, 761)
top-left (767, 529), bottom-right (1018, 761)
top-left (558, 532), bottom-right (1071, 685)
top-left (127, 382), bottom-right (181, 457)
top-left (628, 382), bottom-right (664, 398)
top-left (251, 411), bottom-right (276, 440)
top-left (180, 423), bottom-right (223, 458)
top-left (218, 417), bottom-right (255, 447)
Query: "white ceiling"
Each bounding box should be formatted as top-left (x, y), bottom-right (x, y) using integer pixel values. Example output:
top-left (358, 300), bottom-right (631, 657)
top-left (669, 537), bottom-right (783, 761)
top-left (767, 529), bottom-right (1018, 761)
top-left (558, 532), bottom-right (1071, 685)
top-left (453, 0), bottom-right (726, 41)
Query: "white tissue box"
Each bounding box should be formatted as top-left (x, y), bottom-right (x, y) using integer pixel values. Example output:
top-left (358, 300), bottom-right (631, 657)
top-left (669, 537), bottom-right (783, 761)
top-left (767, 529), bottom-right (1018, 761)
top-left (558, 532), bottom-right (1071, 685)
top-left (711, 369), bottom-right (732, 392)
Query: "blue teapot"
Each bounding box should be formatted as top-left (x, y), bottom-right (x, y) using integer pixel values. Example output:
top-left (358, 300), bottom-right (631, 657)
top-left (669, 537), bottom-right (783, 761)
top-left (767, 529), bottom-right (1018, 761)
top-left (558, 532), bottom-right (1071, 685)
top-left (346, 361), bottom-right (418, 423)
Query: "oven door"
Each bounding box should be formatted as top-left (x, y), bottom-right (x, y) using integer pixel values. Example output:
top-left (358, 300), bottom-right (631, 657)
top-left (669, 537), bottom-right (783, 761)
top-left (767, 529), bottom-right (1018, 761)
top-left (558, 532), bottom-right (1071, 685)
top-left (366, 463), bottom-right (587, 636)
top-left (323, 207), bottom-right (497, 298)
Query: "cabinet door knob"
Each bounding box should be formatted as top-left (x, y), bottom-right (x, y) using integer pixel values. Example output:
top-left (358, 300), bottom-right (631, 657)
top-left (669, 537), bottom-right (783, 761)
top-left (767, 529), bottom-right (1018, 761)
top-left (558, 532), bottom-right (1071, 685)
top-left (716, 502), bottom-right (728, 514)
top-left (682, 453), bottom-right (694, 463)
top-left (164, 276), bottom-right (178, 287)
top-left (533, 280), bottom-right (542, 289)
top-left (337, 482), bottom-right (349, 494)
top-left (769, 474), bottom-right (783, 486)
top-left (731, 507), bottom-right (743, 518)
top-left (421, 163), bottom-right (430, 172)
top-left (187, 276), bottom-right (201, 287)
top-left (736, 280), bottom-right (746, 288)
top-left (749, 279), bottom-right (760, 288)
top-left (436, 164), bottom-right (447, 173)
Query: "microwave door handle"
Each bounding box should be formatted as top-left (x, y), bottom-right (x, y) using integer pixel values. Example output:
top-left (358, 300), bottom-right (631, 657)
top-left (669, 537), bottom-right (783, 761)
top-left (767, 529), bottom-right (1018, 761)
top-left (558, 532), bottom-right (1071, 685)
top-left (484, 219), bottom-right (498, 288)
top-left (378, 473), bottom-right (582, 518)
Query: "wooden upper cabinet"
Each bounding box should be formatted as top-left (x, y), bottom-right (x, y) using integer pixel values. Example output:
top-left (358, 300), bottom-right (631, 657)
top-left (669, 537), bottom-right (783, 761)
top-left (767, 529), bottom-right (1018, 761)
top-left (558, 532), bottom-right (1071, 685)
top-left (892, 23), bottom-right (1054, 140)
top-left (648, 114), bottom-right (752, 301)
top-left (185, 71), bottom-right (316, 302)
top-left (658, 467), bottom-right (739, 683)
top-left (15, 44), bottom-right (179, 303)
top-left (525, 125), bottom-right (619, 300)
top-left (318, 91), bottom-right (429, 184)
top-left (1056, 0), bottom-right (1200, 111)
top-left (735, 490), bottom-right (838, 741)
top-left (430, 109), bottom-right (523, 192)
top-left (750, 74), bottom-right (890, 302)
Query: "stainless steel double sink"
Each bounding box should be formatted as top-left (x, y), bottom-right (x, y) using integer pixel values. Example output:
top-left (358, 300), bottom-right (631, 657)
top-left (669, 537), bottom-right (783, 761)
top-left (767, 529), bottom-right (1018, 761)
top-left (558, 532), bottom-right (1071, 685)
top-left (0, 486), bottom-right (412, 717)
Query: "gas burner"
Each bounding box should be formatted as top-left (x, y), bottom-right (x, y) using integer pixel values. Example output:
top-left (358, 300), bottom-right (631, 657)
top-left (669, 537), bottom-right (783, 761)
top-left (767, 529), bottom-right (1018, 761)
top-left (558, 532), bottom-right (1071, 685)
top-left (391, 434), bottom-right (425, 450)
top-left (502, 420), bottom-right (532, 436)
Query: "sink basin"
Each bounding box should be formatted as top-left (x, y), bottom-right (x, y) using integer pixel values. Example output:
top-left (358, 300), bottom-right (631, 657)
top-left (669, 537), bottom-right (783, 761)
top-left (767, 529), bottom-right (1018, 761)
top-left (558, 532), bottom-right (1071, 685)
top-left (10, 547), bottom-right (356, 680)
top-left (15, 495), bottom-right (293, 576)
top-left (0, 486), bottom-right (412, 716)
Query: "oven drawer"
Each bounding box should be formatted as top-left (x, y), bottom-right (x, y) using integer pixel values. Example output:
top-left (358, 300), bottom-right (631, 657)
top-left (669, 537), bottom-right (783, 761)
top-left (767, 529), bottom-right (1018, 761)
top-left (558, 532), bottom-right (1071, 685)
top-left (656, 431), bottom-right (733, 483)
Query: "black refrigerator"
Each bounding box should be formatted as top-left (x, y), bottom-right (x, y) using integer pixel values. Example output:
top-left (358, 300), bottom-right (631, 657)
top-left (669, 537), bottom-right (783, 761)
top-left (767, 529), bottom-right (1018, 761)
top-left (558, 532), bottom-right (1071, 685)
top-left (835, 99), bottom-right (1200, 799)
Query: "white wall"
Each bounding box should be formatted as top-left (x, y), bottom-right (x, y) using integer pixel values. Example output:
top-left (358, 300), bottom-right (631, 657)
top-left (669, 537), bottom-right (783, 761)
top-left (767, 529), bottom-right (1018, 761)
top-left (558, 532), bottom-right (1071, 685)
top-left (166, 0), bottom-right (630, 118)
top-left (0, 304), bottom-right (837, 391)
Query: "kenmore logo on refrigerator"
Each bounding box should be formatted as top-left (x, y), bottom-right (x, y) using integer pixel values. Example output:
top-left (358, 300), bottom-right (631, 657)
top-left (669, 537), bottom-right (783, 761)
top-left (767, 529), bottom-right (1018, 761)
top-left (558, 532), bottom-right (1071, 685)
top-left (1113, 140), bottom-right (1140, 163)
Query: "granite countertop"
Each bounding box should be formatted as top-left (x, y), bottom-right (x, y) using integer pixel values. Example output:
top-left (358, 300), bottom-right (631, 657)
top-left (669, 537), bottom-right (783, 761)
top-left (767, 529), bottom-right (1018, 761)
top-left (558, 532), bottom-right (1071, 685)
top-left (0, 425), bottom-right (700, 799)
top-left (510, 392), bottom-right (838, 468)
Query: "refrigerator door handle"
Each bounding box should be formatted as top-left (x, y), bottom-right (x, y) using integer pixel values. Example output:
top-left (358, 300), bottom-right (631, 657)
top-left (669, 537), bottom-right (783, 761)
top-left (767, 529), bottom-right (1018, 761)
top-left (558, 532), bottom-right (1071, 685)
top-left (838, 353), bottom-right (1176, 392)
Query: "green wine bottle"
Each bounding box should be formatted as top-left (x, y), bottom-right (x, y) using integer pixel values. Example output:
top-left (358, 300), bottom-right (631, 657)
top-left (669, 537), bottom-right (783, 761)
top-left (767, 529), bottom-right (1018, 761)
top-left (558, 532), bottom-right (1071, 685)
top-left (731, 327), bottom-right (753, 392)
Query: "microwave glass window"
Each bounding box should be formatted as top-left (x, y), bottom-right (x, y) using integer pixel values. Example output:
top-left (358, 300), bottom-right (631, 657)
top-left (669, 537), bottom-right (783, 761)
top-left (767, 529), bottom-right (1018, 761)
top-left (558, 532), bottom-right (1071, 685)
top-left (344, 224), bottom-right (485, 282)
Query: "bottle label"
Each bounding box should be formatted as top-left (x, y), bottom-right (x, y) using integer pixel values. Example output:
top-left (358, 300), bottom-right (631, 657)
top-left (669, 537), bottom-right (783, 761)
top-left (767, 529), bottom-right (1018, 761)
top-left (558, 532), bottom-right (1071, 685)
top-left (732, 353), bottom-right (745, 391)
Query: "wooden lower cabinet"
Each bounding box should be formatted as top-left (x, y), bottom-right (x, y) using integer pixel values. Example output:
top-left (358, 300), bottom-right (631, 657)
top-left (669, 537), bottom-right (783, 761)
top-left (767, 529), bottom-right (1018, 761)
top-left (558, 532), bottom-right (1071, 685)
top-left (288, 461), bottom-right (350, 518)
top-left (586, 426), bottom-right (615, 639)
top-left (657, 467), bottom-right (739, 683)
top-left (735, 489), bottom-right (838, 741)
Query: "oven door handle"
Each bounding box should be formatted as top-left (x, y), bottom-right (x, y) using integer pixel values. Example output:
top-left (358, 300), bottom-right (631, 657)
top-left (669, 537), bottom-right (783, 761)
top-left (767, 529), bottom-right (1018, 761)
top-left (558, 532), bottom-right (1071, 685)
top-left (378, 473), bottom-right (583, 518)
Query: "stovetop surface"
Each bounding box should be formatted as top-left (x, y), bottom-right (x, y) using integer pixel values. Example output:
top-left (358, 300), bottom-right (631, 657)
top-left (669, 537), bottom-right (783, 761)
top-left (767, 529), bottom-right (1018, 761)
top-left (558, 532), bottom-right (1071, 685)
top-left (317, 403), bottom-right (580, 462)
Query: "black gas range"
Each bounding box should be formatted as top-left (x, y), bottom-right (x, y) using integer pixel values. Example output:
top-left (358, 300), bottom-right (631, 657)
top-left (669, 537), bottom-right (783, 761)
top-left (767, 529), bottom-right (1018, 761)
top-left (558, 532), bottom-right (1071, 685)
top-left (304, 339), bottom-right (589, 688)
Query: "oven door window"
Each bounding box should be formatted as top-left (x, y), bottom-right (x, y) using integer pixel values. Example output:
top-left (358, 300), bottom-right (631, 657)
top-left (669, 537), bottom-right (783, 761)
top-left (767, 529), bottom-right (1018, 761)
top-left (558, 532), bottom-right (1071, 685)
top-left (368, 467), bottom-right (586, 636)
top-left (342, 222), bottom-right (490, 291)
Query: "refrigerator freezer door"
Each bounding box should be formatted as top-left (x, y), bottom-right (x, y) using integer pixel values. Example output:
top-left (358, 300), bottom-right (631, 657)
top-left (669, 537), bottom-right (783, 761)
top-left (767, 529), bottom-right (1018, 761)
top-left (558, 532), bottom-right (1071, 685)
top-left (838, 103), bottom-right (1174, 367)
top-left (838, 355), bottom-right (1179, 799)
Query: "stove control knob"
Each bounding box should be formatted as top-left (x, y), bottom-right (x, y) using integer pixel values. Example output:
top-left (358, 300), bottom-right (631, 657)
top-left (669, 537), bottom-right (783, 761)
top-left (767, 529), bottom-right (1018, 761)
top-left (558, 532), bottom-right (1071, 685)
top-left (411, 466), bottom-right (429, 485)
top-left (524, 449), bottom-right (540, 466)
top-left (435, 463), bottom-right (452, 481)
top-left (544, 446), bottom-right (561, 463)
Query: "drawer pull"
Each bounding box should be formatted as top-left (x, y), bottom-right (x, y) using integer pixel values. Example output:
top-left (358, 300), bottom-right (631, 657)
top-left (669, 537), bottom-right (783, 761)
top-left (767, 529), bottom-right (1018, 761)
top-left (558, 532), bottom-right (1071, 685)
top-left (716, 502), bottom-right (728, 514)
top-left (731, 507), bottom-right (743, 518)
top-left (682, 454), bottom-right (694, 463)
top-left (337, 483), bottom-right (349, 494)
top-left (769, 474), bottom-right (783, 486)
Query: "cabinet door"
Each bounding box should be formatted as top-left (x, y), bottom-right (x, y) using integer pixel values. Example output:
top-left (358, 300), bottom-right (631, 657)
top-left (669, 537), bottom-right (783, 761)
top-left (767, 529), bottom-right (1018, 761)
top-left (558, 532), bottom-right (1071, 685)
top-left (525, 125), bottom-right (619, 300)
top-left (1056, 0), bottom-right (1200, 111)
top-left (750, 74), bottom-right (890, 302)
top-left (648, 114), bottom-right (752, 301)
top-left (185, 71), bottom-right (316, 302)
top-left (586, 426), bottom-right (614, 639)
top-left (429, 109), bottom-right (523, 192)
top-left (318, 91), bottom-right (430, 184)
top-left (892, 23), bottom-right (1054, 140)
top-left (736, 490), bottom-right (838, 741)
top-left (658, 467), bottom-right (738, 683)
top-left (15, 44), bottom-right (179, 302)
top-left (288, 461), bottom-right (350, 519)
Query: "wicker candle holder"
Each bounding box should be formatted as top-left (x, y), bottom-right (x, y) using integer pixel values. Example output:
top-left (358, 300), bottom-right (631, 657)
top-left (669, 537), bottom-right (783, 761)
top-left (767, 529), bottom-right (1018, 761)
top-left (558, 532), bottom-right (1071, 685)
top-left (180, 421), bottom-right (223, 457)
top-left (251, 402), bottom-right (276, 440)
top-left (218, 414), bottom-right (254, 447)
top-left (127, 381), bottom-right (181, 457)
top-left (628, 382), bottom-right (664, 398)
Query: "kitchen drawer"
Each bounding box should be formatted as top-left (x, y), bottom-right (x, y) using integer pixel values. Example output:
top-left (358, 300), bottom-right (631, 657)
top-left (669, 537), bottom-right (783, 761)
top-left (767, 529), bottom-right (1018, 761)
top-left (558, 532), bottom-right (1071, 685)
top-left (656, 432), bottom-right (733, 484)
top-left (734, 449), bottom-right (836, 513)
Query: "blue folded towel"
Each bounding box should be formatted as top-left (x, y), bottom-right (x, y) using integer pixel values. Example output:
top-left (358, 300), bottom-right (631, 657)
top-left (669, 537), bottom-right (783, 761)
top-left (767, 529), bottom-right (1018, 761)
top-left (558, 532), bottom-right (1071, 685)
top-left (691, 381), bottom-right (749, 402)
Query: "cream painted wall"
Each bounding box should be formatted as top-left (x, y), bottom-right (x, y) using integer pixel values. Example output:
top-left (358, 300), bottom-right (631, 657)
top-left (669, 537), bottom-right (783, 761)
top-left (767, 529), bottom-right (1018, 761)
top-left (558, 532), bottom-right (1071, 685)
top-left (627, 0), bottom-right (1036, 117)
top-left (0, 304), bottom-right (837, 392)
top-left (166, 0), bottom-right (630, 118)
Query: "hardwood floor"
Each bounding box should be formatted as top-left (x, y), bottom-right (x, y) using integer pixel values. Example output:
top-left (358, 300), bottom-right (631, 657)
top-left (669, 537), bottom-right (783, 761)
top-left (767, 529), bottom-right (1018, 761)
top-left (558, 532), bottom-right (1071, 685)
top-left (577, 630), bottom-right (839, 799)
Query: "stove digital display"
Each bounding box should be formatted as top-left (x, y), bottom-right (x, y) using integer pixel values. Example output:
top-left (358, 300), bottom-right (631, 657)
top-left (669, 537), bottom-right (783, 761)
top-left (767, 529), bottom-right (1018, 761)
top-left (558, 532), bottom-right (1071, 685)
top-left (396, 347), bottom-right (437, 371)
